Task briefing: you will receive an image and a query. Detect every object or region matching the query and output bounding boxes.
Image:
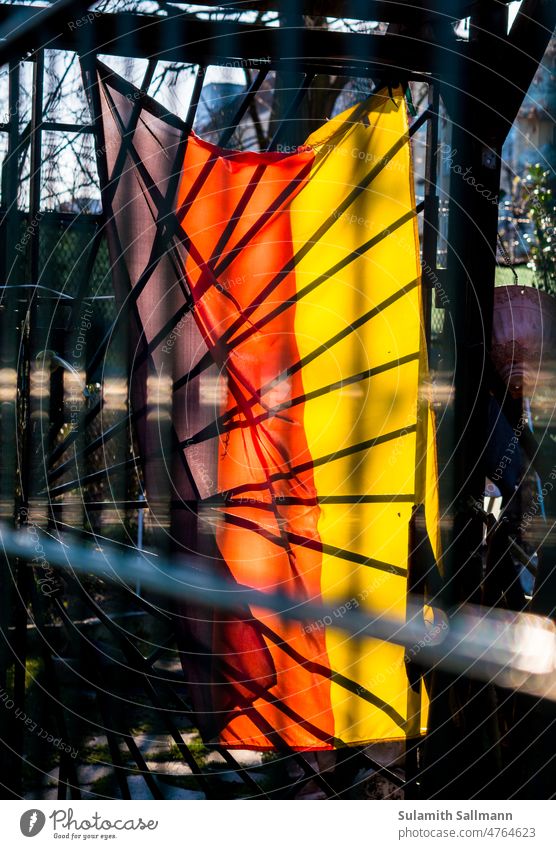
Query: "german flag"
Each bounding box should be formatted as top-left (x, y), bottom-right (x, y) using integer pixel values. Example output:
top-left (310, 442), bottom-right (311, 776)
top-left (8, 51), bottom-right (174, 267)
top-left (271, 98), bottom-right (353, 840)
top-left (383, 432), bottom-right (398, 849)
top-left (94, 63), bottom-right (440, 750)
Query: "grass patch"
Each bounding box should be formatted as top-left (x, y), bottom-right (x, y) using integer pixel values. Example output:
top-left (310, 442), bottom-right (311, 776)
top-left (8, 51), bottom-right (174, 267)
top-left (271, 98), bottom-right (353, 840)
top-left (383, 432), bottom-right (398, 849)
top-left (144, 736), bottom-right (208, 765)
top-left (82, 742), bottom-right (113, 765)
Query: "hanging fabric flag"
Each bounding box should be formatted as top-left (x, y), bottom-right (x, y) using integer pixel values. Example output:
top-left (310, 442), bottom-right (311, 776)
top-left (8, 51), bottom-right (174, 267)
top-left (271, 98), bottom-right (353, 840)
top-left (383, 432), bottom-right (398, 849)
top-left (90, 60), bottom-right (441, 751)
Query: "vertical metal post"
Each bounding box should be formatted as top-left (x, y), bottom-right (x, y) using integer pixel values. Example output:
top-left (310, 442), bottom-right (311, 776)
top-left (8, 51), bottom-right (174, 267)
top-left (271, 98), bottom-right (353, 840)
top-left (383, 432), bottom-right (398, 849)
top-left (135, 493), bottom-right (145, 596)
top-left (2, 60), bottom-right (21, 283)
top-left (421, 84), bottom-right (440, 358)
top-left (0, 59), bottom-right (21, 798)
top-left (29, 49), bottom-right (44, 286)
top-left (9, 53), bottom-right (31, 796)
top-left (12, 49), bottom-right (47, 797)
top-left (423, 4), bottom-right (507, 799)
top-left (405, 89), bottom-right (441, 799)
